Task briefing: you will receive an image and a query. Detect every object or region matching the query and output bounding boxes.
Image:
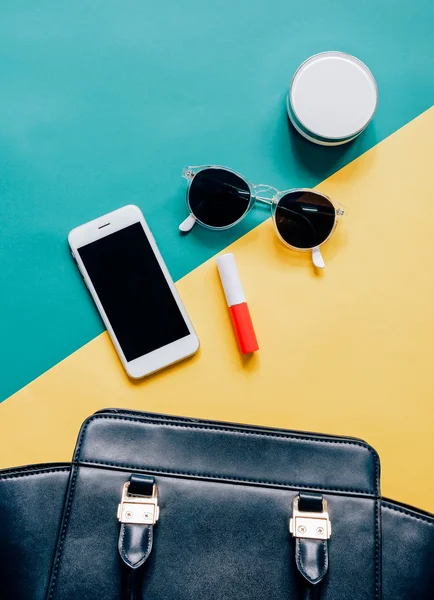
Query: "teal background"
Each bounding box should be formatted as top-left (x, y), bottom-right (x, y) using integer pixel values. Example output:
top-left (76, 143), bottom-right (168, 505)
top-left (0, 1), bottom-right (433, 402)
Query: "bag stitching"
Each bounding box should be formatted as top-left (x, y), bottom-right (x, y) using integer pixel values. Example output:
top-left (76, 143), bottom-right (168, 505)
top-left (76, 459), bottom-right (376, 497)
top-left (0, 467), bottom-right (70, 481)
top-left (296, 539), bottom-right (328, 585)
top-left (74, 414), bottom-right (380, 495)
top-left (119, 525), bottom-right (127, 563)
top-left (119, 525), bottom-right (153, 569)
top-left (79, 414), bottom-right (378, 453)
top-left (375, 498), bottom-right (380, 600)
top-left (382, 502), bottom-right (434, 526)
top-left (322, 540), bottom-right (328, 578)
top-left (47, 465), bottom-right (79, 600)
top-left (141, 527), bottom-right (153, 568)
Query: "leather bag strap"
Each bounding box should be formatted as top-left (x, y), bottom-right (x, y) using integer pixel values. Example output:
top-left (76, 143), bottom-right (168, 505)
top-left (117, 474), bottom-right (160, 599)
top-left (290, 492), bottom-right (330, 600)
top-left (303, 587), bottom-right (320, 600)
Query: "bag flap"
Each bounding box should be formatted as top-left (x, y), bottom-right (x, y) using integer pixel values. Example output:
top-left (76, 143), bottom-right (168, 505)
top-left (73, 410), bottom-right (380, 497)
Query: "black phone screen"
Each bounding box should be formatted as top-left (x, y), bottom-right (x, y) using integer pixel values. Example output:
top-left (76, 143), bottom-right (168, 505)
top-left (77, 222), bottom-right (190, 362)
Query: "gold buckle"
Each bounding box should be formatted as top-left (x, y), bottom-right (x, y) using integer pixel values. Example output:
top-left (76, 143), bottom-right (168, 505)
top-left (117, 482), bottom-right (160, 525)
top-left (289, 496), bottom-right (331, 540)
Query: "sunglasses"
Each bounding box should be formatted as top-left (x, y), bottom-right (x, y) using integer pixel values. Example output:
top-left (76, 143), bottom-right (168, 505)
top-left (179, 166), bottom-right (345, 268)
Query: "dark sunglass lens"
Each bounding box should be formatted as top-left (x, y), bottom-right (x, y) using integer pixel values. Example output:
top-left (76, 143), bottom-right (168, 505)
top-left (275, 191), bottom-right (335, 249)
top-left (188, 169), bottom-right (251, 228)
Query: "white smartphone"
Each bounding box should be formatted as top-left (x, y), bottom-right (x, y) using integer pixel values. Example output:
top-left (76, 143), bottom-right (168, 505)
top-left (68, 204), bottom-right (199, 379)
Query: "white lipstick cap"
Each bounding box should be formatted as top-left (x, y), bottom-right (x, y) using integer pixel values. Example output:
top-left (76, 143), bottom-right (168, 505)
top-left (216, 253), bottom-right (246, 307)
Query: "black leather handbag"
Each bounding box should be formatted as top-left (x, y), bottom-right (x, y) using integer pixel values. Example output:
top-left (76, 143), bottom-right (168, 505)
top-left (0, 409), bottom-right (433, 600)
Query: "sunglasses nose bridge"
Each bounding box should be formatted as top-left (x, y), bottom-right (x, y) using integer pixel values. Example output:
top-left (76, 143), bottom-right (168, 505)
top-left (252, 184), bottom-right (278, 205)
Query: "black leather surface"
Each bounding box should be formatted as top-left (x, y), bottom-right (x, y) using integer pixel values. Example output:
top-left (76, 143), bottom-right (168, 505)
top-left (0, 410), bottom-right (433, 600)
top-left (48, 469), bottom-right (378, 599)
top-left (299, 492), bottom-right (325, 513)
top-left (295, 538), bottom-right (329, 586)
top-left (382, 499), bottom-right (434, 600)
top-left (128, 474), bottom-right (155, 497)
top-left (77, 412), bottom-right (380, 496)
top-left (119, 523), bottom-right (154, 570)
top-left (0, 464), bottom-right (70, 600)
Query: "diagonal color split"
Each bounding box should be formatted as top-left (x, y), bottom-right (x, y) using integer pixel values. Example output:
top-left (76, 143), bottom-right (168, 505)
top-left (0, 108), bottom-right (433, 511)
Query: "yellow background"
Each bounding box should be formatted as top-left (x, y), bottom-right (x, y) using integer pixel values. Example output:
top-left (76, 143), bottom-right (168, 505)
top-left (1, 108), bottom-right (433, 511)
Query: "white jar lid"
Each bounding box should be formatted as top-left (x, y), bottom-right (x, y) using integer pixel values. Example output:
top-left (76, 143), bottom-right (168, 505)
top-left (290, 51), bottom-right (378, 140)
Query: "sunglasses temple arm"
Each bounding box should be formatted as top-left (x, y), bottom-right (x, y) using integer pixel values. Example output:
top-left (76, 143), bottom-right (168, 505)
top-left (312, 246), bottom-right (325, 269)
top-left (179, 214), bottom-right (197, 232)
